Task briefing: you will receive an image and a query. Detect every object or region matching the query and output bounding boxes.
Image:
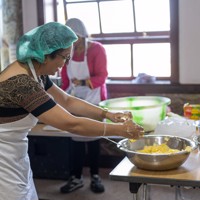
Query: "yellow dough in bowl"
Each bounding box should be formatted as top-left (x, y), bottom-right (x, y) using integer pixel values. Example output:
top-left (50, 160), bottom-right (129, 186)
top-left (137, 143), bottom-right (192, 154)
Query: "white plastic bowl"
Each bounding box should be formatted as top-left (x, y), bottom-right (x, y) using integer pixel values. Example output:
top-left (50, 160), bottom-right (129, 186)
top-left (99, 96), bottom-right (171, 132)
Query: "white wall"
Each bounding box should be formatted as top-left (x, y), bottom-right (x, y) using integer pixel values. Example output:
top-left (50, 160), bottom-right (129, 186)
top-left (22, 0), bottom-right (38, 33)
top-left (179, 0), bottom-right (200, 84)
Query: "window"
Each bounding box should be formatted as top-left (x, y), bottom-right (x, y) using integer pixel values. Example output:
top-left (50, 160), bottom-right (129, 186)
top-left (41, 0), bottom-right (178, 82)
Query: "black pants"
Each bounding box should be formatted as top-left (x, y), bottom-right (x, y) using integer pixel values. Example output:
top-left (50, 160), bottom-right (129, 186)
top-left (70, 139), bottom-right (100, 179)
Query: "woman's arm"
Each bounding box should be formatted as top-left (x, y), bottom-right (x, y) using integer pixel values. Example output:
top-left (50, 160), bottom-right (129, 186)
top-left (37, 103), bottom-right (143, 139)
top-left (60, 64), bottom-right (70, 91)
top-left (48, 83), bottom-right (104, 120)
top-left (87, 42), bottom-right (108, 89)
top-left (47, 84), bottom-right (132, 122)
top-left (39, 83), bottom-right (144, 139)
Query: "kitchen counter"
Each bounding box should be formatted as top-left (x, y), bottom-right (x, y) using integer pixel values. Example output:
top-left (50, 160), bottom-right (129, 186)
top-left (29, 123), bottom-right (75, 137)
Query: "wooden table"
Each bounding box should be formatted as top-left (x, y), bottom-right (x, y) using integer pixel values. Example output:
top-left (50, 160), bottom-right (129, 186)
top-left (109, 151), bottom-right (200, 200)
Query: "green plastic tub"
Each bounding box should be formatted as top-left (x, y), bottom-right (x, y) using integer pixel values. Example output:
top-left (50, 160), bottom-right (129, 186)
top-left (99, 96), bottom-right (171, 132)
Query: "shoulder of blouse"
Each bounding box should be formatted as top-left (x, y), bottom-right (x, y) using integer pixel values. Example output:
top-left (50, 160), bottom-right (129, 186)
top-left (87, 41), bottom-right (106, 56)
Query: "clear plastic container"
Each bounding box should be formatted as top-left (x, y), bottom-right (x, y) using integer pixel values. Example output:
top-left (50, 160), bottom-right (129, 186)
top-left (154, 116), bottom-right (196, 138)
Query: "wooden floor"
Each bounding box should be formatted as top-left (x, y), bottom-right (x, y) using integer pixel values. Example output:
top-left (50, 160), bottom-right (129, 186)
top-left (34, 167), bottom-right (200, 200)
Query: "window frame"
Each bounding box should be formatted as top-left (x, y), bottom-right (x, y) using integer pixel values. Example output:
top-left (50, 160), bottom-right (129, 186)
top-left (37, 0), bottom-right (179, 84)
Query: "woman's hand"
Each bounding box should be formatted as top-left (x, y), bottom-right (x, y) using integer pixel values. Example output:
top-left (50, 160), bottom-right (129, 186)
top-left (105, 110), bottom-right (144, 139)
top-left (106, 111), bottom-right (132, 123)
top-left (123, 119), bottom-right (144, 139)
top-left (71, 78), bottom-right (88, 86)
top-left (71, 78), bottom-right (81, 86)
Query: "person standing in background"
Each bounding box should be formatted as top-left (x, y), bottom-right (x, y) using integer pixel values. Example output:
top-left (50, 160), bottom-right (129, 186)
top-left (60, 18), bottom-right (108, 193)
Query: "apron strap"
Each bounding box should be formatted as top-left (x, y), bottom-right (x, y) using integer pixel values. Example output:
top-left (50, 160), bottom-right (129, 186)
top-left (27, 59), bottom-right (44, 88)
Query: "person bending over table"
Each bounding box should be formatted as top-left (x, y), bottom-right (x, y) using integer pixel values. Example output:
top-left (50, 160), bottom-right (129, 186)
top-left (0, 22), bottom-right (144, 200)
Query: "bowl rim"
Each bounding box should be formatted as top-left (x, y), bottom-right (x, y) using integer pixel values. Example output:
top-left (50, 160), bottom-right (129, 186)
top-left (99, 96), bottom-right (171, 110)
top-left (118, 135), bottom-right (198, 156)
top-left (193, 135), bottom-right (200, 144)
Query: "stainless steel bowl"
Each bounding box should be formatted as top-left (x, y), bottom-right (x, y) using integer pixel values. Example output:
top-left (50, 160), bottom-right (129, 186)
top-left (193, 135), bottom-right (200, 151)
top-left (117, 135), bottom-right (197, 171)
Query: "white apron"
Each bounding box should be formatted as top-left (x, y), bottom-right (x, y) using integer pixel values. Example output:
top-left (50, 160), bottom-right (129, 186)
top-left (0, 60), bottom-right (40, 200)
top-left (67, 41), bottom-right (101, 142)
top-left (0, 115), bottom-right (38, 200)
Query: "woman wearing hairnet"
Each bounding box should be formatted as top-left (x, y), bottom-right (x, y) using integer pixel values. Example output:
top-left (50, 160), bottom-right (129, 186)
top-left (0, 22), bottom-right (144, 200)
top-left (60, 18), bottom-right (107, 193)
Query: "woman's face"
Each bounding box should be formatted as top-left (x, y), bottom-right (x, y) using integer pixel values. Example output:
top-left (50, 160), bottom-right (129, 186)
top-left (73, 36), bottom-right (84, 48)
top-left (42, 47), bottom-right (72, 75)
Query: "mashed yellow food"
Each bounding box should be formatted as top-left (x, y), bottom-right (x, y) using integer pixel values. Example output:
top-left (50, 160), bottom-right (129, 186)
top-left (137, 143), bottom-right (192, 154)
top-left (129, 139), bottom-right (136, 143)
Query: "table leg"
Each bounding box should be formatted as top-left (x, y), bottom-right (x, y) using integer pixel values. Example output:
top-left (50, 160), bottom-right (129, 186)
top-left (129, 183), bottom-right (141, 200)
top-left (175, 186), bottom-right (185, 200)
top-left (129, 183), bottom-right (149, 200)
top-left (129, 182), bottom-right (142, 193)
top-left (143, 184), bottom-right (150, 200)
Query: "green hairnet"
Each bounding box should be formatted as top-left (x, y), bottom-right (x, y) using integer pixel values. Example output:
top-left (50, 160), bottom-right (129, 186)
top-left (16, 22), bottom-right (78, 63)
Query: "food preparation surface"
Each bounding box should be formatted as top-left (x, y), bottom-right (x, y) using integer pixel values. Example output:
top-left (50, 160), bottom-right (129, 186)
top-left (110, 150), bottom-right (200, 187)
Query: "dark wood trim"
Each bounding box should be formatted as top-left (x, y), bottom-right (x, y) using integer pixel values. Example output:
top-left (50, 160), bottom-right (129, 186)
top-left (37, 0), bottom-right (57, 24)
top-left (93, 36), bottom-right (169, 45)
top-left (91, 31), bottom-right (170, 38)
top-left (53, 0), bottom-right (57, 21)
top-left (37, 0), bottom-right (44, 26)
top-left (170, 0), bottom-right (179, 84)
top-left (37, 0), bottom-right (44, 25)
top-left (107, 81), bottom-right (200, 96)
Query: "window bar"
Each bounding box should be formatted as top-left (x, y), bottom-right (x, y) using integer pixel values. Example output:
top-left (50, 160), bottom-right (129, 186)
top-left (63, 0), bottom-right (67, 21)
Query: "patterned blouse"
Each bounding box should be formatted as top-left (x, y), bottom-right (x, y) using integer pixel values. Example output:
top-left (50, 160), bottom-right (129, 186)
top-left (0, 74), bottom-right (56, 124)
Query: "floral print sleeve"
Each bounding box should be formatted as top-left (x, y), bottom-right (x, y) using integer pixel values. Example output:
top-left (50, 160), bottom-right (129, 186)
top-left (0, 74), bottom-right (56, 123)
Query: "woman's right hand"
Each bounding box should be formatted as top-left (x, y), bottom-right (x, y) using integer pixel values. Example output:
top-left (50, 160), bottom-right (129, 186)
top-left (104, 110), bottom-right (144, 139)
top-left (122, 119), bottom-right (144, 139)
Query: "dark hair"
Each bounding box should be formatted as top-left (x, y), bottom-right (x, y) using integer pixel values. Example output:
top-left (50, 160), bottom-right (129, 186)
top-left (48, 49), bottom-right (65, 59)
